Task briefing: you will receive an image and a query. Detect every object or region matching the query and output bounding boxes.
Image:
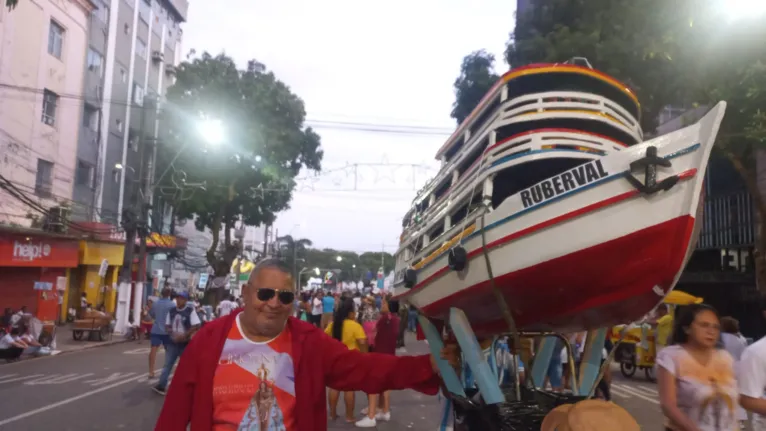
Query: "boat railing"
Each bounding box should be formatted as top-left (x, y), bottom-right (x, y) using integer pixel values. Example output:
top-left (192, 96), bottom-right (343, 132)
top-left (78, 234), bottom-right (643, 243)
top-left (487, 130), bottom-right (625, 164)
top-left (399, 129), bottom-right (622, 246)
top-left (416, 91), bottom-right (642, 214)
top-left (500, 90), bottom-right (642, 140)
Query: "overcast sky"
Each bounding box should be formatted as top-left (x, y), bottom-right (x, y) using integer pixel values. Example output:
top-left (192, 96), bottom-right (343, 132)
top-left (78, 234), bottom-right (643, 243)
top-left (182, 0), bottom-right (516, 254)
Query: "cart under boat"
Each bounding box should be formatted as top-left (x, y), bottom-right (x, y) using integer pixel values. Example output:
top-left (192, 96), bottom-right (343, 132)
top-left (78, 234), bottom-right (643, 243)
top-left (391, 58), bottom-right (726, 430)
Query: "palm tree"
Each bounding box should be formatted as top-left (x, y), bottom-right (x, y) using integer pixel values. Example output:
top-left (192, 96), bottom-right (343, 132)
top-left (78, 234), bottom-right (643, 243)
top-left (276, 235), bottom-right (313, 277)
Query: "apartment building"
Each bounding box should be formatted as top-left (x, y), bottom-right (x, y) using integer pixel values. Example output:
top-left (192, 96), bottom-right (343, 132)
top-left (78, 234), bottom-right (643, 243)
top-left (0, 0), bottom-right (94, 226)
top-left (71, 0), bottom-right (187, 224)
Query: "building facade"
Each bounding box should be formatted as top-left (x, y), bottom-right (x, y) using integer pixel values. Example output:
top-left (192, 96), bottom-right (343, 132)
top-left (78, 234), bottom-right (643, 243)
top-left (71, 0), bottom-right (187, 224)
top-left (0, 0), bottom-right (94, 226)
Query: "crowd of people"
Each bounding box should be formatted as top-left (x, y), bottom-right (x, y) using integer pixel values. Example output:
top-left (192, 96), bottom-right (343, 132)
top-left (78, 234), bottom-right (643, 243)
top-left (141, 259), bottom-right (766, 431)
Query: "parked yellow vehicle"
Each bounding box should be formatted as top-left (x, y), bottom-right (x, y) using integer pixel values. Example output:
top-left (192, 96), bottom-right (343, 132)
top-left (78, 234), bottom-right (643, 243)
top-left (610, 290), bottom-right (703, 381)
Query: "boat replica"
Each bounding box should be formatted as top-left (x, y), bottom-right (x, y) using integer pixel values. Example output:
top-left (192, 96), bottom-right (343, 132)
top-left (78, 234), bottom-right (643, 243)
top-left (392, 59), bottom-right (726, 338)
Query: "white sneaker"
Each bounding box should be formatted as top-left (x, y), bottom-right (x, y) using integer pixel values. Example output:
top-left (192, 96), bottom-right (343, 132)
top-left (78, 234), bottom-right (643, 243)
top-left (375, 412), bottom-right (391, 421)
top-left (355, 416), bottom-right (376, 428)
top-left (360, 407), bottom-right (368, 415)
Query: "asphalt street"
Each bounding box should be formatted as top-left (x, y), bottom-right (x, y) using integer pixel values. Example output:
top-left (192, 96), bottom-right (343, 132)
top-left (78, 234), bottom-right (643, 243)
top-left (0, 337), bottom-right (662, 430)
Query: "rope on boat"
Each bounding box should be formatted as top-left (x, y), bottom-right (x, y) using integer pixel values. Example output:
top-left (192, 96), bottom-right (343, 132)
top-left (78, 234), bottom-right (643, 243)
top-left (479, 206), bottom-right (534, 400)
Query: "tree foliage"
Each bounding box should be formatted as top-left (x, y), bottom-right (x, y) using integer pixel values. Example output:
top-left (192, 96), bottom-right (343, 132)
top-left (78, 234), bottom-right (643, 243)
top-left (158, 52), bottom-right (323, 275)
top-left (507, 0), bottom-right (697, 133)
top-left (451, 50), bottom-right (500, 125)
top-left (299, 248), bottom-right (395, 285)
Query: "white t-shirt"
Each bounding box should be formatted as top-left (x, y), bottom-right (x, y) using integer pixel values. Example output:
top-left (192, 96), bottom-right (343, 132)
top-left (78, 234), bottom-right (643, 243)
top-left (165, 307), bottom-right (201, 339)
top-left (217, 300), bottom-right (235, 317)
top-left (311, 298), bottom-right (322, 316)
top-left (0, 334), bottom-right (15, 349)
top-left (738, 336), bottom-right (766, 428)
top-left (353, 297), bottom-right (362, 312)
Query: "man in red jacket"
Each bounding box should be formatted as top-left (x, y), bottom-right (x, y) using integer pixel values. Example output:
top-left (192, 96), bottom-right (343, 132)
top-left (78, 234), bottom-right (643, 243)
top-left (156, 258), bottom-right (452, 430)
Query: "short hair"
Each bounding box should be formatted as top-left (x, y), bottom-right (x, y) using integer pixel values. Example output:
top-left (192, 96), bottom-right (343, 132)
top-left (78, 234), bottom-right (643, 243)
top-left (720, 316), bottom-right (739, 334)
top-left (248, 258), bottom-right (292, 283)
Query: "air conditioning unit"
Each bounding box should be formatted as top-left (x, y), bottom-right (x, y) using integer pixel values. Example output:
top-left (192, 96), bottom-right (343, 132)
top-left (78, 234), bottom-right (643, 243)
top-left (44, 206), bottom-right (71, 234)
top-left (164, 65), bottom-right (176, 76)
top-left (151, 50), bottom-right (164, 63)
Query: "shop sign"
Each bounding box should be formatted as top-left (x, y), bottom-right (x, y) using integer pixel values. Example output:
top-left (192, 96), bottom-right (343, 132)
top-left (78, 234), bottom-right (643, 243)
top-left (0, 233), bottom-right (79, 267)
top-left (144, 233), bottom-right (176, 248)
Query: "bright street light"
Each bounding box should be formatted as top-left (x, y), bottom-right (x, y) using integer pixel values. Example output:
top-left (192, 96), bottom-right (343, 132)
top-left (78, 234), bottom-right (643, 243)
top-left (352, 264), bottom-right (356, 268)
top-left (314, 267), bottom-right (320, 275)
top-left (722, 0), bottom-right (766, 21)
top-left (197, 119), bottom-right (225, 146)
top-left (336, 256), bottom-right (342, 262)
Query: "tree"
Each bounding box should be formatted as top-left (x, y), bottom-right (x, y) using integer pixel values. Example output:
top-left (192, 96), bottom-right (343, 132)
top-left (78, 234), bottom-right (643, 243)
top-left (506, 0), bottom-right (696, 133)
top-left (276, 235), bottom-right (313, 273)
top-left (158, 52), bottom-right (323, 276)
top-left (508, 1), bottom-right (766, 289)
top-left (6, 0), bottom-right (16, 10)
top-left (451, 50), bottom-right (500, 125)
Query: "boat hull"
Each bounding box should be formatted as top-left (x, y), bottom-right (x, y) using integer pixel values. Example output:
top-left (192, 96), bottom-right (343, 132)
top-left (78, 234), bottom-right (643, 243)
top-left (393, 102), bottom-right (726, 335)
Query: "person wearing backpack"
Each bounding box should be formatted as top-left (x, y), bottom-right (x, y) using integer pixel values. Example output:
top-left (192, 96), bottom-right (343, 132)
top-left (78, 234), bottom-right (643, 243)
top-left (153, 292), bottom-right (201, 396)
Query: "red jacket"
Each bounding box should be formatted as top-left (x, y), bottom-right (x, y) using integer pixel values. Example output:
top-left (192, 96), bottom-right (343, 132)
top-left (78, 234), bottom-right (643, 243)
top-left (155, 310), bottom-right (441, 430)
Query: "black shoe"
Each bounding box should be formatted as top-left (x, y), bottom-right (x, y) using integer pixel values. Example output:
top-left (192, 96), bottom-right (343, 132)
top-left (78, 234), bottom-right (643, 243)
top-left (152, 385), bottom-right (166, 396)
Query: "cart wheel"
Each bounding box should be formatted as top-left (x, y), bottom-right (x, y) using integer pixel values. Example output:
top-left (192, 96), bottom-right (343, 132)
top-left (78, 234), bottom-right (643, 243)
top-left (73, 330), bottom-right (84, 341)
top-left (644, 366), bottom-right (656, 382)
top-left (620, 361), bottom-right (636, 378)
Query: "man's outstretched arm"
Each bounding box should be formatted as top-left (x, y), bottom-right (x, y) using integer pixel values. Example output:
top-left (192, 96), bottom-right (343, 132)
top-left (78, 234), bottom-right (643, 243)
top-left (321, 333), bottom-right (441, 395)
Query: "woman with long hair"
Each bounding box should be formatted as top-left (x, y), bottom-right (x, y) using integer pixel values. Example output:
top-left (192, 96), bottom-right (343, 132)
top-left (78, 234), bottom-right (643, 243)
top-left (657, 304), bottom-right (738, 431)
top-left (325, 298), bottom-right (367, 423)
top-left (356, 299), bottom-right (400, 427)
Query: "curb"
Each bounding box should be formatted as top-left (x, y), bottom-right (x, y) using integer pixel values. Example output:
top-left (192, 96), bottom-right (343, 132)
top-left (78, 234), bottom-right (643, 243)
top-left (1, 337), bottom-right (133, 366)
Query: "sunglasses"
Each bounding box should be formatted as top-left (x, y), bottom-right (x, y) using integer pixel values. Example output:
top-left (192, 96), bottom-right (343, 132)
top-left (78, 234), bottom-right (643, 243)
top-left (256, 288), bottom-right (295, 305)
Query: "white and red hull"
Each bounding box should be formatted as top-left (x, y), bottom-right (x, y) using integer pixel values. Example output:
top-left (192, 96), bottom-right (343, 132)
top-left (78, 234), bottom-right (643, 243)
top-left (393, 102), bottom-right (726, 336)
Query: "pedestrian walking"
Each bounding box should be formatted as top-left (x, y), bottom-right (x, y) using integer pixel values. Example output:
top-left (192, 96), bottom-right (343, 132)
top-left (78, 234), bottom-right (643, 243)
top-left (152, 292), bottom-right (200, 395)
top-left (148, 289), bottom-right (175, 379)
top-left (657, 304), bottom-right (738, 431)
top-left (356, 299), bottom-right (400, 427)
top-left (154, 258), bottom-right (457, 431)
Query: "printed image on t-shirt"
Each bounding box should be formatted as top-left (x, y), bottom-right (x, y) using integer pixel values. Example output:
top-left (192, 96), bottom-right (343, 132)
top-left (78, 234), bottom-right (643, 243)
top-left (656, 345), bottom-right (738, 431)
top-left (212, 315), bottom-right (295, 430)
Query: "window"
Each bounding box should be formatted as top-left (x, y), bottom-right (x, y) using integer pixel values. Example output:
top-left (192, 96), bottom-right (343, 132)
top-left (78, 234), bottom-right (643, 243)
top-left (87, 47), bottom-right (103, 77)
top-left (35, 159), bottom-right (54, 198)
top-left (48, 20), bottom-right (64, 59)
top-left (124, 23), bottom-right (130, 35)
top-left (83, 105), bottom-right (98, 130)
top-left (136, 38), bottom-right (147, 60)
top-left (120, 67), bottom-right (127, 83)
top-left (91, 2), bottom-right (109, 24)
top-left (133, 82), bottom-right (144, 106)
top-left (116, 119), bottom-right (123, 132)
top-left (76, 160), bottom-right (95, 188)
top-left (129, 132), bottom-right (138, 151)
top-left (41, 89), bottom-right (58, 126)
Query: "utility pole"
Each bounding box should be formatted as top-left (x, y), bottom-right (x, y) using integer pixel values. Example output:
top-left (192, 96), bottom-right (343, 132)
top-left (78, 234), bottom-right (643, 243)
top-left (121, 98), bottom-right (151, 285)
top-left (136, 96), bottom-right (154, 291)
top-left (234, 223), bottom-right (245, 295)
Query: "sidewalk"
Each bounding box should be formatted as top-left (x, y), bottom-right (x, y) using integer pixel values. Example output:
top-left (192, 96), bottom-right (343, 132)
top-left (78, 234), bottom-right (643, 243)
top-left (329, 333), bottom-right (443, 431)
top-left (52, 323), bottom-right (133, 354)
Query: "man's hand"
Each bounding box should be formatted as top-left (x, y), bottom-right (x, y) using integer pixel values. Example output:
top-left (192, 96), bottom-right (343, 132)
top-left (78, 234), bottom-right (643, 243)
top-left (430, 344), bottom-right (460, 375)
